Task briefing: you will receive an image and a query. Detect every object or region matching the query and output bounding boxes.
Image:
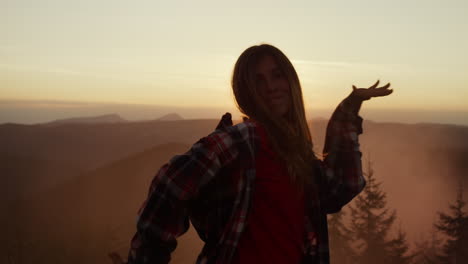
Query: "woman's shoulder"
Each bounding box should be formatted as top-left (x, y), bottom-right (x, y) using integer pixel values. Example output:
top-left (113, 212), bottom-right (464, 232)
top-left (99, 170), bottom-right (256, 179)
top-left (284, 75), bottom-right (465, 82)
top-left (231, 119), bottom-right (258, 135)
top-left (210, 113), bottom-right (258, 137)
top-left (200, 114), bottom-right (259, 153)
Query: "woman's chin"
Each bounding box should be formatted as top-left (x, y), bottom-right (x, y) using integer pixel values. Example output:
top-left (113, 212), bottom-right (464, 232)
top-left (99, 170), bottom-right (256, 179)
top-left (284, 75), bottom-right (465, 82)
top-left (271, 109), bottom-right (289, 119)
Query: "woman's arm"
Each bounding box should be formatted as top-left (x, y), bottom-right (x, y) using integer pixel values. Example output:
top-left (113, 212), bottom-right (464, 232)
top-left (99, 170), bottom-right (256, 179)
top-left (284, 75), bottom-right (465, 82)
top-left (318, 80), bottom-right (393, 213)
top-left (126, 124), bottom-right (239, 263)
top-left (318, 91), bottom-right (366, 213)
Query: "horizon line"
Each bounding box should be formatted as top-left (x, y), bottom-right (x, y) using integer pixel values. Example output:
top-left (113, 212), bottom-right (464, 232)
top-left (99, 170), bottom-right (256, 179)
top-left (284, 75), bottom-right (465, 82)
top-left (1, 114), bottom-right (467, 128)
top-left (1, 97), bottom-right (467, 112)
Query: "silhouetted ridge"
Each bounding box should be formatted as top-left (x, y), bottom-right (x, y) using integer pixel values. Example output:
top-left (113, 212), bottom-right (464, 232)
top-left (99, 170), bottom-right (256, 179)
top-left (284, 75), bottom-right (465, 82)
top-left (44, 113), bottom-right (127, 125)
top-left (156, 113), bottom-right (184, 121)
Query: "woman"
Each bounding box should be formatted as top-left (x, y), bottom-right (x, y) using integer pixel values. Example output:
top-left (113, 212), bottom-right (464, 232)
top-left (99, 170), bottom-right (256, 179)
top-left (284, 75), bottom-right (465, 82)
top-left (109, 44), bottom-right (393, 264)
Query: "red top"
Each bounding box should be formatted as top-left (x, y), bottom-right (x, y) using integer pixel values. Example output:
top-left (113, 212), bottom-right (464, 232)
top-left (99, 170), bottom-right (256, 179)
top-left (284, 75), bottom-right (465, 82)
top-left (232, 121), bottom-right (305, 264)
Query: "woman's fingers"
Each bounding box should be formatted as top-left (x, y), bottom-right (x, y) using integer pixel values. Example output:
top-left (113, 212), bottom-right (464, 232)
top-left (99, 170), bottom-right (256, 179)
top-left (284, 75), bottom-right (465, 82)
top-left (215, 112), bottom-right (233, 131)
top-left (351, 81), bottom-right (393, 99)
top-left (375, 84), bottom-right (393, 97)
top-left (353, 81), bottom-right (390, 91)
top-left (379, 82), bottom-right (391, 89)
top-left (369, 80), bottom-right (380, 89)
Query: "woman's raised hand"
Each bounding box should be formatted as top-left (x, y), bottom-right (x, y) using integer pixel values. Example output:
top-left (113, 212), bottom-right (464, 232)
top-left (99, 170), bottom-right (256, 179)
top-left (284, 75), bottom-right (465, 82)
top-left (352, 80), bottom-right (393, 101)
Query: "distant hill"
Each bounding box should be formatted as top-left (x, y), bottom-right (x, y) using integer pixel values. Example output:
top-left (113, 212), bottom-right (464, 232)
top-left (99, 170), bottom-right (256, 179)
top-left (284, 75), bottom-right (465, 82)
top-left (0, 154), bottom-right (85, 214)
top-left (156, 113), bottom-right (184, 121)
top-left (0, 119), bottom-right (222, 176)
top-left (5, 142), bottom-right (201, 264)
top-left (44, 113), bottom-right (127, 126)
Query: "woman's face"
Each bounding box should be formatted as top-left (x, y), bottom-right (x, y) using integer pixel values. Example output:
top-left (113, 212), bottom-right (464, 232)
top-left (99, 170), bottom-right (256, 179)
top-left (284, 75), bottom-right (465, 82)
top-left (254, 55), bottom-right (291, 118)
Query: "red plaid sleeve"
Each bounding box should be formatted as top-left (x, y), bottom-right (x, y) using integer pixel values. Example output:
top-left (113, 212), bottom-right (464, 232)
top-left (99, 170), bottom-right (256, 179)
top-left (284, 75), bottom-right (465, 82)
top-left (319, 91), bottom-right (367, 213)
top-left (127, 129), bottom-right (239, 264)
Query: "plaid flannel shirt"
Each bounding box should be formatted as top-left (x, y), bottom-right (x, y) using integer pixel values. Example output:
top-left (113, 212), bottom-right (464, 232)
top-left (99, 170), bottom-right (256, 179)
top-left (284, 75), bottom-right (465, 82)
top-left (127, 92), bottom-right (366, 264)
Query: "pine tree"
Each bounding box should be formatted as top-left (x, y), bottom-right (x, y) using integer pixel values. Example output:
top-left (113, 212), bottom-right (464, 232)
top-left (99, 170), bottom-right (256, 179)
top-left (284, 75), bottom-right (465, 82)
top-left (434, 182), bottom-right (468, 264)
top-left (348, 158), bottom-right (411, 264)
top-left (413, 228), bottom-right (443, 264)
top-left (328, 209), bottom-right (355, 264)
top-left (387, 224), bottom-right (414, 264)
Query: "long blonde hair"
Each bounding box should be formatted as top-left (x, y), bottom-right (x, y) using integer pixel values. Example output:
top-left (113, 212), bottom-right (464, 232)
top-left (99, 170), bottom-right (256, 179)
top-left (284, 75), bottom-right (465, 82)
top-left (231, 44), bottom-right (318, 193)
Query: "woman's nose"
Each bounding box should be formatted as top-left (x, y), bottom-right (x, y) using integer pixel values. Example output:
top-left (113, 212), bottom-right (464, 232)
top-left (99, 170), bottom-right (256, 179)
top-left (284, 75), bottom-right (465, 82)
top-left (265, 79), bottom-right (277, 93)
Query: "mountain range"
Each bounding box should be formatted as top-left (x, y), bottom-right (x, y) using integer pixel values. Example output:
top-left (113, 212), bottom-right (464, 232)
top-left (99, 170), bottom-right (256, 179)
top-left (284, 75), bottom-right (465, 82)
top-left (1, 113), bottom-right (467, 263)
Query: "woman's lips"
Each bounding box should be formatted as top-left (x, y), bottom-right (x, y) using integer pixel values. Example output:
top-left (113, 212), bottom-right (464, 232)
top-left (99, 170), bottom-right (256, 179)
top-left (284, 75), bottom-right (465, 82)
top-left (269, 97), bottom-right (286, 106)
top-left (270, 94), bottom-right (287, 100)
top-left (271, 97), bottom-right (284, 102)
top-left (270, 93), bottom-right (286, 99)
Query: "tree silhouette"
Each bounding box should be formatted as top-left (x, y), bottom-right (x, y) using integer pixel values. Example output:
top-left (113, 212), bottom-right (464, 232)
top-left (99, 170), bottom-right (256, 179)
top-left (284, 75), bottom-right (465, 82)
top-left (328, 209), bottom-right (355, 264)
top-left (387, 224), bottom-right (414, 264)
top-left (348, 157), bottom-right (411, 264)
top-left (413, 227), bottom-right (443, 264)
top-left (434, 182), bottom-right (468, 264)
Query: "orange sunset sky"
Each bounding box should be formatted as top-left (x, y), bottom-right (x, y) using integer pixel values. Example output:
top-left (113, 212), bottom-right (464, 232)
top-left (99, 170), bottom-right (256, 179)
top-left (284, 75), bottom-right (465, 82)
top-left (1, 0), bottom-right (467, 125)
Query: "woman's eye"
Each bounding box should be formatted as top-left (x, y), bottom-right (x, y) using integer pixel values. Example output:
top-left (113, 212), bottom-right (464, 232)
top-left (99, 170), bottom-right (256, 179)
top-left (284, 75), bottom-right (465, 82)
top-left (256, 78), bottom-right (266, 87)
